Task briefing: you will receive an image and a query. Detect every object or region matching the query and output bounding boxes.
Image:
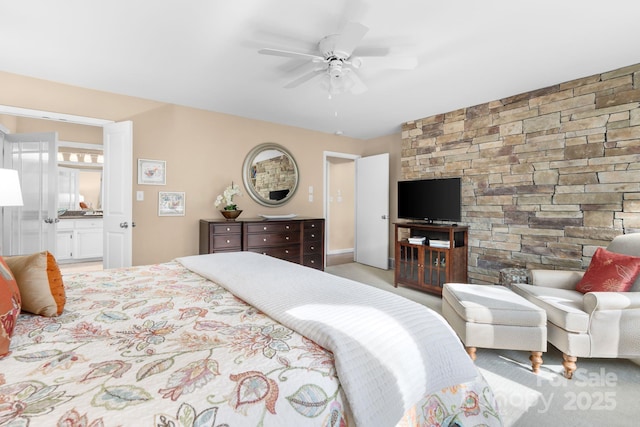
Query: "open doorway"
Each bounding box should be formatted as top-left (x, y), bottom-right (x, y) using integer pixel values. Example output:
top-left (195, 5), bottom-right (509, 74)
top-left (324, 151), bottom-right (390, 270)
top-left (0, 106), bottom-right (133, 270)
top-left (323, 152), bottom-right (358, 266)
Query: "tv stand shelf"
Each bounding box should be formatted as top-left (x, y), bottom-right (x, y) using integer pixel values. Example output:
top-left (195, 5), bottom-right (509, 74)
top-left (394, 223), bottom-right (468, 296)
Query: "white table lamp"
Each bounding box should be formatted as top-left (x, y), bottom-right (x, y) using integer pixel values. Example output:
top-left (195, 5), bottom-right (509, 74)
top-left (0, 168), bottom-right (24, 207)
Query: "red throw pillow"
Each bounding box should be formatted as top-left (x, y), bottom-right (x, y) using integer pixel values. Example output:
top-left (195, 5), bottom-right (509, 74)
top-left (0, 256), bottom-right (21, 357)
top-left (576, 247), bottom-right (640, 293)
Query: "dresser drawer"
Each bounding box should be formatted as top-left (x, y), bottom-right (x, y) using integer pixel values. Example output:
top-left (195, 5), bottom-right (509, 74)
top-left (303, 240), bottom-right (322, 254)
top-left (303, 254), bottom-right (323, 270)
top-left (246, 232), bottom-right (300, 248)
top-left (248, 245), bottom-right (300, 261)
top-left (212, 223), bottom-right (241, 235)
top-left (213, 234), bottom-right (242, 251)
top-left (246, 222), bottom-right (300, 234)
top-left (304, 228), bottom-right (322, 242)
top-left (304, 220), bottom-right (323, 231)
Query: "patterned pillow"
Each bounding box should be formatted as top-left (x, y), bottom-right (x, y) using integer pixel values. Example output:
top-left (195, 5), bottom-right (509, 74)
top-left (576, 247), bottom-right (640, 293)
top-left (4, 251), bottom-right (65, 316)
top-left (0, 256), bottom-right (21, 357)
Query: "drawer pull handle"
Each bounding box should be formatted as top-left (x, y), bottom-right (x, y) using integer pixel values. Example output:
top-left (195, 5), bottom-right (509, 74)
top-left (226, 227), bottom-right (231, 231)
top-left (226, 239), bottom-right (230, 244)
top-left (286, 225), bottom-right (290, 229)
top-left (311, 224), bottom-right (315, 228)
top-left (310, 260), bottom-right (315, 264)
top-left (310, 246), bottom-right (315, 250)
top-left (311, 234), bottom-right (315, 238)
top-left (263, 226), bottom-right (268, 230)
top-left (263, 238), bottom-right (267, 242)
top-left (285, 250), bottom-right (289, 254)
top-left (285, 236), bottom-right (289, 240)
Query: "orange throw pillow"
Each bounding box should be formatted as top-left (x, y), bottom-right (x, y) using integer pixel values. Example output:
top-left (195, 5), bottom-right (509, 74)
top-left (0, 256), bottom-right (21, 356)
top-left (4, 251), bottom-right (65, 316)
top-left (576, 247), bottom-right (640, 293)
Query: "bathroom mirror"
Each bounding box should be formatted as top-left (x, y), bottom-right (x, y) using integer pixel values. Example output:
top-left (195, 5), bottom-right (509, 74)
top-left (242, 143), bottom-right (299, 207)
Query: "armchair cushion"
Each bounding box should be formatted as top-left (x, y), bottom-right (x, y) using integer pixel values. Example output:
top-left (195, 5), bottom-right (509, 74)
top-left (575, 247), bottom-right (640, 294)
top-left (512, 283), bottom-right (589, 333)
top-left (530, 269), bottom-right (584, 290)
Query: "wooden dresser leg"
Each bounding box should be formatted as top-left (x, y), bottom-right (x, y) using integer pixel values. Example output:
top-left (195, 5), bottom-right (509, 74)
top-left (465, 347), bottom-right (477, 361)
top-left (529, 351), bottom-right (543, 373)
top-left (562, 354), bottom-right (577, 379)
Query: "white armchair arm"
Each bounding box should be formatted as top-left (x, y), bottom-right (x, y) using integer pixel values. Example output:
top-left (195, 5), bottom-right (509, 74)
top-left (530, 269), bottom-right (585, 290)
top-left (583, 292), bottom-right (640, 313)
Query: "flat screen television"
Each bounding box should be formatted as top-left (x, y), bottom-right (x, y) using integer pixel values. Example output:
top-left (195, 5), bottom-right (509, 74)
top-left (397, 177), bottom-right (461, 222)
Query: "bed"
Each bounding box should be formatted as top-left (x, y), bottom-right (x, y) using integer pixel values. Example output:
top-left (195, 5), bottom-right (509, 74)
top-left (1, 252), bottom-right (502, 426)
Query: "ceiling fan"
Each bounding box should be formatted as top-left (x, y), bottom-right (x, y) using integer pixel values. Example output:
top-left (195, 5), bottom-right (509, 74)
top-left (258, 22), bottom-right (417, 96)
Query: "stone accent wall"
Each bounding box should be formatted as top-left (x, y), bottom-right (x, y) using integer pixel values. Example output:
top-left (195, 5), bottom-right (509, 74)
top-left (401, 63), bottom-right (640, 285)
top-left (254, 155), bottom-right (296, 200)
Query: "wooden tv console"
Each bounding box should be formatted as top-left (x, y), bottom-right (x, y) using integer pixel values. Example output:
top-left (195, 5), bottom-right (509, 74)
top-left (394, 222), bottom-right (468, 296)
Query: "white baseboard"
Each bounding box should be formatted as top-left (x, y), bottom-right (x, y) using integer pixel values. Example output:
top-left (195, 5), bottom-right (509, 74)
top-left (327, 248), bottom-right (354, 255)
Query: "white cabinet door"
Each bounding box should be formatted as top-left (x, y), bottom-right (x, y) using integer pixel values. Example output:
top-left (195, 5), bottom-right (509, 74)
top-left (56, 231), bottom-right (73, 260)
top-left (76, 228), bottom-right (103, 259)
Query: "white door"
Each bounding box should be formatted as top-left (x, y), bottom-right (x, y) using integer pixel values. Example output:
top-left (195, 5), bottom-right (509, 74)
top-left (102, 121), bottom-right (133, 269)
top-left (1, 131), bottom-right (58, 255)
top-left (355, 153), bottom-right (389, 269)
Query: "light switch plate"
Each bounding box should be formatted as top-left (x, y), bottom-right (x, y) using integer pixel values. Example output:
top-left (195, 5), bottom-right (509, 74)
top-left (136, 191), bottom-right (144, 201)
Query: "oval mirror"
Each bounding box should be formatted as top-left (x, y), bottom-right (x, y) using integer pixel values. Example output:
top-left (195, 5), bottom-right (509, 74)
top-left (242, 143), bottom-right (299, 207)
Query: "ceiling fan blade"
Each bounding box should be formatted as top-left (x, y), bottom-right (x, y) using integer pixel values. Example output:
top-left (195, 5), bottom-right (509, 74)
top-left (284, 69), bottom-right (326, 89)
top-left (343, 69), bottom-right (368, 94)
top-left (334, 22), bottom-right (369, 55)
top-left (357, 55), bottom-right (418, 70)
top-left (259, 48), bottom-right (324, 62)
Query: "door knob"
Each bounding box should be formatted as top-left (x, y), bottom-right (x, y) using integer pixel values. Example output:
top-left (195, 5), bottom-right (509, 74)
top-left (120, 222), bottom-right (129, 229)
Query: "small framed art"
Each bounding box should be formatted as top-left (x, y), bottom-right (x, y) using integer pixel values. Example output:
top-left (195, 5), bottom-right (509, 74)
top-left (138, 159), bottom-right (166, 185)
top-left (158, 191), bottom-right (185, 216)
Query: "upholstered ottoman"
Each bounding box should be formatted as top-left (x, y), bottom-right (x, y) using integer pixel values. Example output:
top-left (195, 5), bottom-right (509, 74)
top-left (442, 283), bottom-right (547, 373)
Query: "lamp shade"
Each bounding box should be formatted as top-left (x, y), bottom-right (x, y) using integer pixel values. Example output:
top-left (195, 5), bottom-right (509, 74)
top-left (0, 168), bottom-right (24, 207)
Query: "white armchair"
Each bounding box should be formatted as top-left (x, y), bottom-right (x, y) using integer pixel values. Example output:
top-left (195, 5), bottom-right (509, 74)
top-left (511, 233), bottom-right (640, 378)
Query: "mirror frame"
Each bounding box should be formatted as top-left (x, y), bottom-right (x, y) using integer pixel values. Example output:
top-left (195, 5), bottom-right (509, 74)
top-left (242, 142), bottom-right (299, 207)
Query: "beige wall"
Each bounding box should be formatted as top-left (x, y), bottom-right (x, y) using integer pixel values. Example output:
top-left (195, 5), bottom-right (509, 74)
top-left (0, 71), bottom-right (374, 265)
top-left (327, 158), bottom-right (355, 252)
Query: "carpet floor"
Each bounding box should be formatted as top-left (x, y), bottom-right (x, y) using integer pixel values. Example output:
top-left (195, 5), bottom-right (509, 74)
top-left (325, 262), bottom-right (640, 427)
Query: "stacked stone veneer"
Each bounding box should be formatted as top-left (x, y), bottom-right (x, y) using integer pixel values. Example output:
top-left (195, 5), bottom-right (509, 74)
top-left (401, 63), bottom-right (640, 285)
top-left (254, 155), bottom-right (296, 199)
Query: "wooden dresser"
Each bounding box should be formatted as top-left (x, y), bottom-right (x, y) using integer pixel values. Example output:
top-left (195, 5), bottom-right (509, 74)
top-left (199, 218), bottom-right (325, 270)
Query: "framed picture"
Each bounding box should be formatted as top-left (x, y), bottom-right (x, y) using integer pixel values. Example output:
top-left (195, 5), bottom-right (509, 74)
top-left (158, 191), bottom-right (185, 216)
top-left (138, 159), bottom-right (166, 185)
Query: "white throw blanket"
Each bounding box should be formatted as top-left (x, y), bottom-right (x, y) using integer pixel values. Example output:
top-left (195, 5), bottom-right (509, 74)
top-left (177, 252), bottom-right (478, 427)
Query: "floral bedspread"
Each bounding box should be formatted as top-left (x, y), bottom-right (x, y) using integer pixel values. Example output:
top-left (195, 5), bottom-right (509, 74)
top-left (1, 262), bottom-right (502, 426)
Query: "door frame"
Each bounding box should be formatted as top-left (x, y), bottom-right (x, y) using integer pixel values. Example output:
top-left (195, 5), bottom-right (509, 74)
top-left (323, 151), bottom-right (359, 266)
top-left (0, 105), bottom-right (125, 267)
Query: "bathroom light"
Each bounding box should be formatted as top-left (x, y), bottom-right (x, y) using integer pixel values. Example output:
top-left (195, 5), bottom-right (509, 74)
top-left (84, 154), bottom-right (92, 163)
top-left (57, 152), bottom-right (64, 161)
top-left (69, 153), bottom-right (79, 162)
top-left (97, 155), bottom-right (104, 164)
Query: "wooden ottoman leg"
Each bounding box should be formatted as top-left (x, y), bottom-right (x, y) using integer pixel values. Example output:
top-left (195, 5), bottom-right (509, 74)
top-left (529, 351), bottom-right (543, 373)
top-left (562, 354), bottom-right (577, 379)
top-left (465, 347), bottom-right (477, 361)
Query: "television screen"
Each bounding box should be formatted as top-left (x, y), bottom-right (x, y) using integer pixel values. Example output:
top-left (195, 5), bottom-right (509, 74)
top-left (397, 178), bottom-right (461, 222)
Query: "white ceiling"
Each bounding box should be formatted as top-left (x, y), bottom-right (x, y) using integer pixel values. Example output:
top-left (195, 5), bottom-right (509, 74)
top-left (1, 1), bottom-right (639, 139)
